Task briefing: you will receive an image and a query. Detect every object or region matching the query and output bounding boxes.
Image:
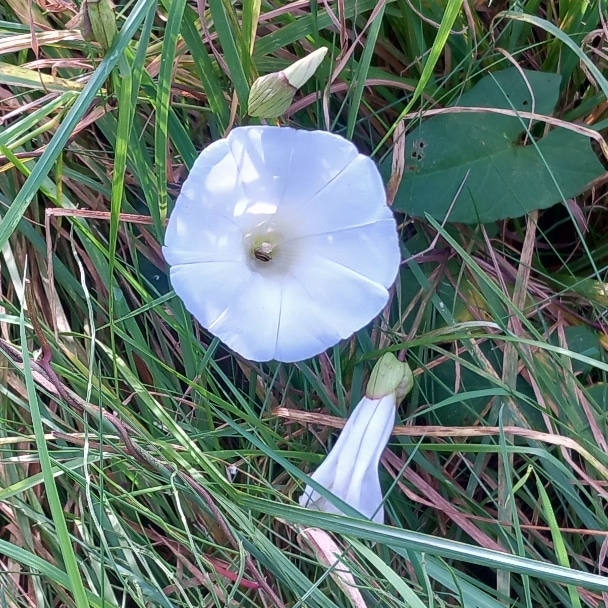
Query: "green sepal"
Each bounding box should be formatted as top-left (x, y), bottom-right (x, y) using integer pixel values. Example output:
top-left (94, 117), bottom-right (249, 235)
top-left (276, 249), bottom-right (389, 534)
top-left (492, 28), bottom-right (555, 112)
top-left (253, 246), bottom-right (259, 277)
top-left (366, 353), bottom-right (413, 402)
top-left (248, 72), bottom-right (296, 118)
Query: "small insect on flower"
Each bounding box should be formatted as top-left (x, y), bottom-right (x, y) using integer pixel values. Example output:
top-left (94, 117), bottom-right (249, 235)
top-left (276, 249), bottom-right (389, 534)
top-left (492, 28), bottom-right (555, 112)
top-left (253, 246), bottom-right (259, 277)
top-left (253, 242), bottom-right (274, 262)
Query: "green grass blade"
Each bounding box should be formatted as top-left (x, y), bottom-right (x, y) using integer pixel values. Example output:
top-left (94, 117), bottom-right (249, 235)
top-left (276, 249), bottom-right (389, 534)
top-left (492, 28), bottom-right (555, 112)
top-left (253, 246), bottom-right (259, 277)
top-left (374, 0), bottom-right (464, 153)
top-left (502, 10), bottom-right (608, 99)
top-left (154, 0), bottom-right (187, 231)
top-left (0, 0), bottom-right (157, 250)
top-left (0, 540), bottom-right (113, 608)
top-left (207, 0), bottom-right (250, 107)
top-left (18, 305), bottom-right (91, 607)
top-left (346, 5), bottom-right (385, 140)
top-left (534, 471), bottom-right (583, 608)
top-left (240, 498), bottom-right (608, 593)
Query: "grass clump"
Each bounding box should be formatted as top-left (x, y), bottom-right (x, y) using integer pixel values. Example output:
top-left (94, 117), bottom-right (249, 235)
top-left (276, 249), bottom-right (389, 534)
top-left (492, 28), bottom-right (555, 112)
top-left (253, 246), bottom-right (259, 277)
top-left (0, 1), bottom-right (608, 606)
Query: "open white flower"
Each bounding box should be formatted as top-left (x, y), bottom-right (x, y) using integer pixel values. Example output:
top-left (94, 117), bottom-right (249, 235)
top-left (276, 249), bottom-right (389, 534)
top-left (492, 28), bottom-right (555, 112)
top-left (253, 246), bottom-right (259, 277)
top-left (163, 126), bottom-right (400, 363)
top-left (299, 353), bottom-right (412, 523)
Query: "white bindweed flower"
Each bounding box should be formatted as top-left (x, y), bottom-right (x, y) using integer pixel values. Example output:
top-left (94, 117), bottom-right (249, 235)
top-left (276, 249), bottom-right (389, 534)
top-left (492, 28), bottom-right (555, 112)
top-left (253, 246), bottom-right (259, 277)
top-left (299, 353), bottom-right (413, 523)
top-left (163, 126), bottom-right (400, 363)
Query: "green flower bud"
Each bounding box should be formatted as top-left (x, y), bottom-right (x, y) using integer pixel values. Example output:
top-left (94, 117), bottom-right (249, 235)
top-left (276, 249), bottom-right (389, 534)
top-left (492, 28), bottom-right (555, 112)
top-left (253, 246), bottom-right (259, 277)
top-left (247, 47), bottom-right (328, 119)
top-left (366, 353), bottom-right (413, 402)
top-left (248, 72), bottom-right (296, 118)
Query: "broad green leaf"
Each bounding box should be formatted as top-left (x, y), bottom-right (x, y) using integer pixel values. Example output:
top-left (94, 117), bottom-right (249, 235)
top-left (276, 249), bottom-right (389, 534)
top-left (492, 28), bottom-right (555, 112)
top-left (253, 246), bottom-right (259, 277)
top-left (588, 383), bottom-right (608, 413)
top-left (392, 68), bottom-right (605, 223)
top-left (548, 325), bottom-right (603, 374)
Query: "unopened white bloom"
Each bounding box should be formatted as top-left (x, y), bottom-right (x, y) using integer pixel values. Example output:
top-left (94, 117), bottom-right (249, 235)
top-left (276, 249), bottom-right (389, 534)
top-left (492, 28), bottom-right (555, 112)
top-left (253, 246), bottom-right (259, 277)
top-left (299, 354), bottom-right (412, 522)
top-left (163, 126), bottom-right (400, 363)
top-left (299, 393), bottom-right (396, 523)
top-left (248, 48), bottom-right (328, 117)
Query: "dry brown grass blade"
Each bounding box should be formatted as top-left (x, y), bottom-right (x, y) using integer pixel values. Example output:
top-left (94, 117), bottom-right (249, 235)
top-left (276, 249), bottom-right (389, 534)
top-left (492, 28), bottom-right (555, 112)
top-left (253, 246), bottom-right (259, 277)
top-left (298, 527), bottom-right (368, 608)
top-left (273, 407), bottom-right (608, 481)
top-left (386, 119), bottom-right (405, 207)
top-left (0, 30), bottom-right (83, 56)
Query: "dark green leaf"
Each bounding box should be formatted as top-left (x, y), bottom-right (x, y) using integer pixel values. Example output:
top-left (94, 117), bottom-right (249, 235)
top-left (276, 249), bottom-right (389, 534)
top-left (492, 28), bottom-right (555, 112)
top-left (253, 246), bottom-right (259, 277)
top-left (392, 68), bottom-right (605, 223)
top-left (549, 325), bottom-right (603, 375)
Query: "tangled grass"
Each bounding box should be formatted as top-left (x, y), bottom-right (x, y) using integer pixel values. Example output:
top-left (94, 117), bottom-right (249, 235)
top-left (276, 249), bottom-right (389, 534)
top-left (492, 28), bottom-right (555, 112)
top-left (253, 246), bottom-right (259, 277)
top-left (0, 0), bottom-right (608, 606)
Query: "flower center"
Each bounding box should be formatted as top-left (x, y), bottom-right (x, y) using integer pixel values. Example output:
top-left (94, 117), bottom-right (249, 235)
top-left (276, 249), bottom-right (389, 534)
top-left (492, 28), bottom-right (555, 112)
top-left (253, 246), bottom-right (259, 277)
top-left (245, 227), bottom-right (286, 271)
top-left (253, 241), bottom-right (275, 263)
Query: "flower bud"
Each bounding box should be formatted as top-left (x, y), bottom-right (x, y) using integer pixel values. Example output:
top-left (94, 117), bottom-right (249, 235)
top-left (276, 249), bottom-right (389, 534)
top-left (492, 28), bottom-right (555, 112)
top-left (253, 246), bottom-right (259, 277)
top-left (366, 352), bottom-right (413, 402)
top-left (247, 72), bottom-right (296, 119)
top-left (299, 394), bottom-right (396, 522)
top-left (282, 47), bottom-right (328, 88)
top-left (248, 48), bottom-right (328, 118)
top-left (299, 353), bottom-right (412, 523)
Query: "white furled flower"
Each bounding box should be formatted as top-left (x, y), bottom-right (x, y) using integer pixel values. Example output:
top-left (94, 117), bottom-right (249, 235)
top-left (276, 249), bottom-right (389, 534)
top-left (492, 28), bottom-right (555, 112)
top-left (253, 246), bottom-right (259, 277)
top-left (163, 126), bottom-right (400, 363)
top-left (248, 47), bottom-right (328, 118)
top-left (299, 353), bottom-right (413, 523)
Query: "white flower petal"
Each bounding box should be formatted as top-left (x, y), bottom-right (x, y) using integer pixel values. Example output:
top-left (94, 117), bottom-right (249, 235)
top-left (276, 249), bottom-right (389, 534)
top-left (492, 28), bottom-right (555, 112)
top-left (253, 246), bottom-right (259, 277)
top-left (168, 261), bottom-right (253, 331)
top-left (288, 255), bottom-right (390, 339)
top-left (178, 138), bottom-right (246, 217)
top-left (227, 126), bottom-right (296, 214)
top-left (279, 129), bottom-right (359, 205)
top-left (163, 211), bottom-right (245, 265)
top-left (286, 219), bottom-right (400, 290)
top-left (204, 271), bottom-right (343, 363)
top-left (273, 280), bottom-right (342, 362)
top-left (280, 155), bottom-right (390, 236)
top-left (299, 395), bottom-right (396, 522)
top-left (225, 127), bottom-right (359, 224)
top-left (204, 272), bottom-right (282, 362)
